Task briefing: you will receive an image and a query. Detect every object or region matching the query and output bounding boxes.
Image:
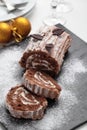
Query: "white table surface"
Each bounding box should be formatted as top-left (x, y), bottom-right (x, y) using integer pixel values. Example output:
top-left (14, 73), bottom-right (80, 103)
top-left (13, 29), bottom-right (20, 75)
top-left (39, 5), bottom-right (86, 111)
top-left (26, 0), bottom-right (87, 130)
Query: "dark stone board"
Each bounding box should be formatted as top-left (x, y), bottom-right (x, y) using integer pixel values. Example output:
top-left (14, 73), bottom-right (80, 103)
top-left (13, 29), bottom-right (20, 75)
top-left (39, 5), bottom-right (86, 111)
top-left (0, 24), bottom-right (87, 130)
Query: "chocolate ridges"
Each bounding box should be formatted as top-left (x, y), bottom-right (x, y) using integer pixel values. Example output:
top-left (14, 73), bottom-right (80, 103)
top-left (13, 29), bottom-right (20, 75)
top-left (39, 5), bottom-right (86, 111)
top-left (6, 85), bottom-right (47, 119)
top-left (23, 69), bottom-right (61, 99)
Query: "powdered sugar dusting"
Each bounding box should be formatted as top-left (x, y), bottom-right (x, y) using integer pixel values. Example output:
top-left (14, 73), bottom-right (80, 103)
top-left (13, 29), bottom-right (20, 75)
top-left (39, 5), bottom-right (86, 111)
top-left (59, 58), bottom-right (87, 84)
top-left (0, 47), bottom-right (80, 129)
top-left (0, 40), bottom-right (86, 130)
top-left (0, 46), bottom-right (25, 104)
top-left (32, 89), bottom-right (78, 130)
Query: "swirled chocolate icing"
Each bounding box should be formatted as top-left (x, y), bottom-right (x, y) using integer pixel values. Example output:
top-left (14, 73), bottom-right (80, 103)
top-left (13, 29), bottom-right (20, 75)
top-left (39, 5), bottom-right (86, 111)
top-left (13, 87), bottom-right (40, 106)
top-left (23, 69), bottom-right (61, 99)
top-left (6, 85), bottom-right (47, 119)
top-left (34, 71), bottom-right (56, 89)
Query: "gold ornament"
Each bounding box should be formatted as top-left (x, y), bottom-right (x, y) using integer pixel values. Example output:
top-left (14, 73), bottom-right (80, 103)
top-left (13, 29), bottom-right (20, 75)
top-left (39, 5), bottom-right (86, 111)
top-left (11, 17), bottom-right (31, 42)
top-left (0, 22), bottom-right (12, 43)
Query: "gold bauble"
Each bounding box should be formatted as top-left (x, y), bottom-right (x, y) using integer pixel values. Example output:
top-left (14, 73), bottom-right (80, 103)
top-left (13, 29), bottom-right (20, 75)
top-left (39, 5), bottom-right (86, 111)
top-left (12, 17), bottom-right (31, 38)
top-left (0, 22), bottom-right (12, 43)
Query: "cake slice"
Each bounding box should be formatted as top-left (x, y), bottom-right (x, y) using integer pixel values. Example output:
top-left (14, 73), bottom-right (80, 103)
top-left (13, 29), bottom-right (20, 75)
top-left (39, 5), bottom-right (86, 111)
top-left (23, 69), bottom-right (61, 99)
top-left (6, 85), bottom-right (47, 120)
top-left (19, 25), bottom-right (71, 76)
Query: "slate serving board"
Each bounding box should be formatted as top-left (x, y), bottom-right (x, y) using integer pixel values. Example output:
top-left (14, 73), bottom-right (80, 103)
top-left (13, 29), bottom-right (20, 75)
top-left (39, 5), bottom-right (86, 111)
top-left (0, 24), bottom-right (87, 130)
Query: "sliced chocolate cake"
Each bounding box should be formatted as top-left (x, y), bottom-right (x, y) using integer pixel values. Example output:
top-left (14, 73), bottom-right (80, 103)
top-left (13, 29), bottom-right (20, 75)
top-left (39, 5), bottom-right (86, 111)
top-left (19, 25), bottom-right (71, 76)
top-left (6, 85), bottom-right (48, 119)
top-left (23, 69), bottom-right (61, 99)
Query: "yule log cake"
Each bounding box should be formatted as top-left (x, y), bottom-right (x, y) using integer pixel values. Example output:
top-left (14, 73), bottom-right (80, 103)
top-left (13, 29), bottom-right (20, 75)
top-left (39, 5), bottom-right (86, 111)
top-left (23, 69), bottom-right (61, 99)
top-left (19, 25), bottom-right (71, 76)
top-left (6, 85), bottom-right (47, 119)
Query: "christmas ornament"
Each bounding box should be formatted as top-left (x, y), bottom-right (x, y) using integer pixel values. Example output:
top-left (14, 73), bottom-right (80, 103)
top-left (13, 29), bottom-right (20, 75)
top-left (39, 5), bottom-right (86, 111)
top-left (0, 22), bottom-right (12, 43)
top-left (11, 17), bottom-right (31, 42)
